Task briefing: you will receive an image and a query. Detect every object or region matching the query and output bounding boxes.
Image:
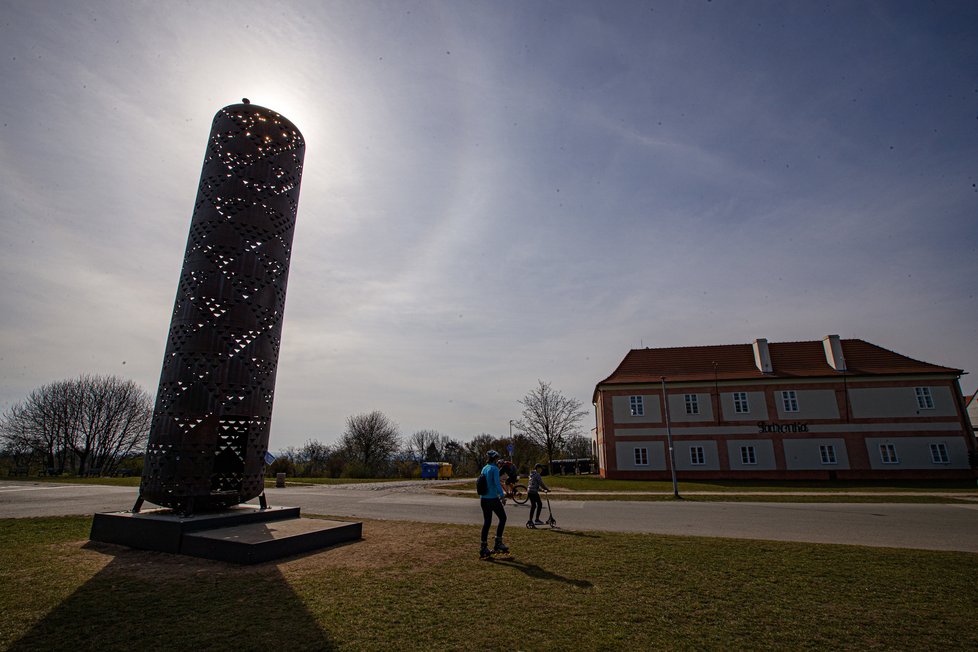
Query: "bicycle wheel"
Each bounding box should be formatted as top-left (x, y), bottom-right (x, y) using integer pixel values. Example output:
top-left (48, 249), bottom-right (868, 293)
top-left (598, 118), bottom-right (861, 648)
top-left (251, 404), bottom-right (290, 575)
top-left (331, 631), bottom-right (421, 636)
top-left (512, 484), bottom-right (528, 505)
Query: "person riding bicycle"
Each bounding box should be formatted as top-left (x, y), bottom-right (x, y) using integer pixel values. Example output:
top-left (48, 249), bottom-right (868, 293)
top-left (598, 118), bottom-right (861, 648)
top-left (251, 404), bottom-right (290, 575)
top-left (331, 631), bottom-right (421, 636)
top-left (500, 459), bottom-right (519, 497)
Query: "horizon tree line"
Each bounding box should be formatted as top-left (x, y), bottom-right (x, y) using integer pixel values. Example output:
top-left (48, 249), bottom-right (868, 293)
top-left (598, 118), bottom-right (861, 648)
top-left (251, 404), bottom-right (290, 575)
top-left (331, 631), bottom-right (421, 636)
top-left (1, 375), bottom-right (592, 479)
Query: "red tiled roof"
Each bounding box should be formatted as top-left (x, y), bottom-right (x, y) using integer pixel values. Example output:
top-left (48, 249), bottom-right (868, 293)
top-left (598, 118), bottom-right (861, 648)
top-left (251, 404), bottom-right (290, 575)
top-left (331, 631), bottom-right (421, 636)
top-left (596, 338), bottom-right (961, 393)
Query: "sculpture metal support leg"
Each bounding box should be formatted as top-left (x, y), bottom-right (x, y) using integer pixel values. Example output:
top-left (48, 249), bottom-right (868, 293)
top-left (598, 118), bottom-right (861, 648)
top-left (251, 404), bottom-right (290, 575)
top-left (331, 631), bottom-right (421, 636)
top-left (259, 492), bottom-right (268, 510)
top-left (131, 495), bottom-right (144, 514)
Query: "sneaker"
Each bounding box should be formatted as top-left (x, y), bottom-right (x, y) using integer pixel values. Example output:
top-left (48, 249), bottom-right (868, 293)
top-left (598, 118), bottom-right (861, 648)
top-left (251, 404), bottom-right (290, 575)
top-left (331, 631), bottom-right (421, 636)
top-left (526, 520), bottom-right (536, 529)
top-left (534, 519), bottom-right (544, 524)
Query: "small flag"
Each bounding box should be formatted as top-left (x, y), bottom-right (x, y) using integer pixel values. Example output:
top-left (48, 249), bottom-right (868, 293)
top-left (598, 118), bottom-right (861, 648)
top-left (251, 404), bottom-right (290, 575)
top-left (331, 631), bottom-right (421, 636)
top-left (264, 451), bottom-right (276, 465)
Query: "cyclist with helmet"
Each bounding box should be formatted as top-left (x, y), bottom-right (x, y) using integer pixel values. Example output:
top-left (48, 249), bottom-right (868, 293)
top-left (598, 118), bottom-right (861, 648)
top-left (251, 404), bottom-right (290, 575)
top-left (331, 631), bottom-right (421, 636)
top-left (500, 459), bottom-right (519, 498)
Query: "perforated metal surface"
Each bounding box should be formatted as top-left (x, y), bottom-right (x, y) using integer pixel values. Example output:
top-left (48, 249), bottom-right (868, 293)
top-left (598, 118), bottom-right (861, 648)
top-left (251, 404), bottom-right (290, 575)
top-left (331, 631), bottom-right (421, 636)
top-left (140, 102), bottom-right (305, 512)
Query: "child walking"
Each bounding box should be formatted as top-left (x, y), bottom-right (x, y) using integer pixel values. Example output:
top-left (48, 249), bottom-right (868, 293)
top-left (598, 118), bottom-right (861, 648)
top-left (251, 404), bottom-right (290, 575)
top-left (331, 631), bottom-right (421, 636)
top-left (526, 463), bottom-right (550, 527)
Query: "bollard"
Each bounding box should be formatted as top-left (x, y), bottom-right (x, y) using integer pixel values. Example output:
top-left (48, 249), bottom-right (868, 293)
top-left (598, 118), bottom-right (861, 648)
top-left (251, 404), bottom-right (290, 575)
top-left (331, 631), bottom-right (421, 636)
top-left (275, 473), bottom-right (286, 488)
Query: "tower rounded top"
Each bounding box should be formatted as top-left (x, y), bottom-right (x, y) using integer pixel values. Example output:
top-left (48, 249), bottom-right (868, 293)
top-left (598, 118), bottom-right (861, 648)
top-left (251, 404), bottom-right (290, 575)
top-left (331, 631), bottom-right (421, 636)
top-left (215, 101), bottom-right (305, 146)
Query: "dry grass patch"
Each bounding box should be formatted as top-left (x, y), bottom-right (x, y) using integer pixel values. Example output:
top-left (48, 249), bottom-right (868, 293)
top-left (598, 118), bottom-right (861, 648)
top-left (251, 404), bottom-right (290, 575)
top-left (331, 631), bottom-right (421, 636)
top-left (2, 516), bottom-right (977, 651)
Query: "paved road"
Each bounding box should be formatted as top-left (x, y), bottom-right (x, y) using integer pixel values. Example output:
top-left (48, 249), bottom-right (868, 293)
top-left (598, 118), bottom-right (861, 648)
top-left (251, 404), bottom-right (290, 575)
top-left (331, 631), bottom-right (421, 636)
top-left (2, 480), bottom-right (977, 553)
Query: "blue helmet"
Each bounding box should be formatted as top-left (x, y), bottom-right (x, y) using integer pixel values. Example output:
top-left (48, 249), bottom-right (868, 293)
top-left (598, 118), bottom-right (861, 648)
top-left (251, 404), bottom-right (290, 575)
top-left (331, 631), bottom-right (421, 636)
top-left (486, 450), bottom-right (499, 461)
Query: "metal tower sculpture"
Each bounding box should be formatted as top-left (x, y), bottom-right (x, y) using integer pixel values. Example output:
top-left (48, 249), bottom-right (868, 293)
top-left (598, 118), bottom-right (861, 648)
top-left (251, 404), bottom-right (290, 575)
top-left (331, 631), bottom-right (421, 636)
top-left (138, 100), bottom-right (305, 514)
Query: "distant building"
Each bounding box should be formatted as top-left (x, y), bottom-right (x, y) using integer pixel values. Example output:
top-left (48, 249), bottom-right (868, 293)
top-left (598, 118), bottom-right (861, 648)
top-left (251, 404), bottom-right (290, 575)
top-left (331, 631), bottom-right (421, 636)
top-left (592, 335), bottom-right (977, 481)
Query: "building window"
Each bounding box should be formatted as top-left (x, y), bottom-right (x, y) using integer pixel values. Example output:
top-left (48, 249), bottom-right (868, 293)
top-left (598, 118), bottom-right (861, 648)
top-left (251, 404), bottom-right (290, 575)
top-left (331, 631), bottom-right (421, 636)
top-left (782, 390), bottom-right (799, 413)
top-left (915, 387), bottom-right (934, 410)
top-left (930, 443), bottom-right (949, 464)
top-left (684, 394), bottom-right (699, 415)
top-left (879, 443), bottom-right (899, 464)
top-left (690, 446), bottom-right (705, 465)
top-left (634, 447), bottom-right (649, 466)
top-left (629, 396), bottom-right (644, 417)
top-left (733, 392), bottom-right (750, 413)
top-left (819, 444), bottom-right (837, 465)
top-left (740, 446), bottom-right (756, 465)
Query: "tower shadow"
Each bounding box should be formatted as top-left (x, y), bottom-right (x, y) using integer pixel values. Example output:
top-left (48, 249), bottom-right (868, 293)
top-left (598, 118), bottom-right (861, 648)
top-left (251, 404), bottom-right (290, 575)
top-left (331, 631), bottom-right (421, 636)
top-left (9, 542), bottom-right (337, 652)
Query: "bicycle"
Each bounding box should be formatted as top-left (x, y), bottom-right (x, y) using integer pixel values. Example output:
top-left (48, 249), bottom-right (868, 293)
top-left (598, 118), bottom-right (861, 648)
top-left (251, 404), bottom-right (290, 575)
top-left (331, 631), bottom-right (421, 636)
top-left (504, 483), bottom-right (528, 505)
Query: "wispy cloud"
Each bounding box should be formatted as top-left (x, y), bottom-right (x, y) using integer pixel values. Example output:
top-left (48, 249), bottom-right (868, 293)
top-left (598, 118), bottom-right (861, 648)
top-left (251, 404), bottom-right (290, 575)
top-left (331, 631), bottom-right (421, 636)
top-left (1, 1), bottom-right (976, 442)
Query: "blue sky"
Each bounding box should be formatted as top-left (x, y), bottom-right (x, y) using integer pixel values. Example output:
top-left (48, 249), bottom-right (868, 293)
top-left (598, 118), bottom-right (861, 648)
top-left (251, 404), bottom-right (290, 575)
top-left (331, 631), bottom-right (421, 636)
top-left (1, 0), bottom-right (976, 449)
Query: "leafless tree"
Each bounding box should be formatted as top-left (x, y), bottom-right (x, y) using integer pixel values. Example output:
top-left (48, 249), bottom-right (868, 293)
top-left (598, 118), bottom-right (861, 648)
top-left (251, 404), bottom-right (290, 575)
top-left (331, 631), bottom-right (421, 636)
top-left (77, 375), bottom-right (152, 474)
top-left (5, 379), bottom-right (81, 472)
top-left (407, 429), bottom-right (444, 462)
top-left (509, 432), bottom-right (544, 474)
top-left (463, 433), bottom-right (497, 474)
top-left (0, 375), bottom-right (152, 475)
top-left (339, 411), bottom-right (401, 477)
top-left (441, 438), bottom-right (466, 471)
top-left (296, 439), bottom-right (336, 477)
top-left (562, 433), bottom-right (593, 460)
top-left (514, 380), bottom-right (588, 468)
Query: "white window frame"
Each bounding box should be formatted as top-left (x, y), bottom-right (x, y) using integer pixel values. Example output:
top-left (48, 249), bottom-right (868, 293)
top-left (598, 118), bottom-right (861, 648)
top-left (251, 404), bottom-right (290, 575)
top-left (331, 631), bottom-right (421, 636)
top-left (879, 443), bottom-right (899, 464)
top-left (930, 443), bottom-right (949, 464)
top-left (733, 392), bottom-right (750, 414)
top-left (684, 394), bottom-right (699, 415)
top-left (634, 447), bottom-right (649, 466)
top-left (915, 387), bottom-right (935, 410)
top-left (740, 446), bottom-right (757, 465)
top-left (690, 446), bottom-right (705, 465)
top-left (819, 444), bottom-right (837, 465)
top-left (629, 395), bottom-right (644, 417)
top-left (782, 390), bottom-right (799, 413)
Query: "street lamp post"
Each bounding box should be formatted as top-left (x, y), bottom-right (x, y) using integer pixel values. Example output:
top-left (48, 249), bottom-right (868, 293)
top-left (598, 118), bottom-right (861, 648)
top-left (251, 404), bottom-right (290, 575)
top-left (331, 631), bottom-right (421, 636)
top-left (661, 376), bottom-right (680, 498)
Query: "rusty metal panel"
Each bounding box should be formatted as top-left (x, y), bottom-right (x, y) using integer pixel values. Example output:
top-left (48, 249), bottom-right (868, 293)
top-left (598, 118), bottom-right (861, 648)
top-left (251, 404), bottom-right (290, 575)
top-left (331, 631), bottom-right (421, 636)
top-left (140, 101), bottom-right (305, 512)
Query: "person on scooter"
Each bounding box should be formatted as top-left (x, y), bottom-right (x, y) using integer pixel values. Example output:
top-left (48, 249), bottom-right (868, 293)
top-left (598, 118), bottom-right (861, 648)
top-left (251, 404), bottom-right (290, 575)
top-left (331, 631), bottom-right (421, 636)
top-left (526, 463), bottom-right (550, 527)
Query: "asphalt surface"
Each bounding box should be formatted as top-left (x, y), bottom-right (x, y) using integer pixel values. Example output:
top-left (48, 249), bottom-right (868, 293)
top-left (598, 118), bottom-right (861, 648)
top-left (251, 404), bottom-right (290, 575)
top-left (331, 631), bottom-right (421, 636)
top-left (2, 479), bottom-right (977, 553)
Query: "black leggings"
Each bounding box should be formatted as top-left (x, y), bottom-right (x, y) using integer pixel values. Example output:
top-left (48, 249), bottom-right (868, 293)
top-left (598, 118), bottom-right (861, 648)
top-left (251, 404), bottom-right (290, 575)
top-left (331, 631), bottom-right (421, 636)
top-left (528, 491), bottom-right (543, 520)
top-left (480, 497), bottom-right (506, 543)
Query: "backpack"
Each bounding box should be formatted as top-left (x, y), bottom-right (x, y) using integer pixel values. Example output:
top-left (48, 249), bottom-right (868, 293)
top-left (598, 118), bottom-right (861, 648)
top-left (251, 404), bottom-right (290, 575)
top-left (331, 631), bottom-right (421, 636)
top-left (476, 470), bottom-right (488, 496)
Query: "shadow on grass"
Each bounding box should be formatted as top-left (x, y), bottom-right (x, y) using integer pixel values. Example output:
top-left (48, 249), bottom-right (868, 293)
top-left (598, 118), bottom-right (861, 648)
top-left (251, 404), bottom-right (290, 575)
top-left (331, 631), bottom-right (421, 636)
top-left (9, 543), bottom-right (337, 652)
top-left (545, 529), bottom-right (601, 539)
top-left (489, 557), bottom-right (593, 589)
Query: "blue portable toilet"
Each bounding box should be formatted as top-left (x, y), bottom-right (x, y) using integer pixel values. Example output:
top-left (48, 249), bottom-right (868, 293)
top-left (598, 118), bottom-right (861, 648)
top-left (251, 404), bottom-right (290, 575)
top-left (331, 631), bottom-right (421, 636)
top-left (421, 462), bottom-right (439, 479)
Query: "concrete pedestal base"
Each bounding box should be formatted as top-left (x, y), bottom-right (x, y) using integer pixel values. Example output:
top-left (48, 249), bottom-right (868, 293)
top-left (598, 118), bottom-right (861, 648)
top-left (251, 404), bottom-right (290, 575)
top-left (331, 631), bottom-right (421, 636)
top-left (90, 505), bottom-right (361, 564)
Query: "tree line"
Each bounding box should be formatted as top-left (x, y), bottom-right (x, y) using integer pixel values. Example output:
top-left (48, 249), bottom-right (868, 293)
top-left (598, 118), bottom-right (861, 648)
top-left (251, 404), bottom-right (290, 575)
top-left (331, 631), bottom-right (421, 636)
top-left (271, 380), bottom-right (592, 478)
top-left (1, 376), bottom-right (591, 479)
top-left (0, 375), bottom-right (152, 476)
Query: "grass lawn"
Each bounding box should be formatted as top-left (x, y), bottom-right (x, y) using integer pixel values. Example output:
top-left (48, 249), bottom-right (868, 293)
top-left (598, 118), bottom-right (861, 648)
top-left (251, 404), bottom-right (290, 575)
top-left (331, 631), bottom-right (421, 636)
top-left (2, 516), bottom-right (976, 651)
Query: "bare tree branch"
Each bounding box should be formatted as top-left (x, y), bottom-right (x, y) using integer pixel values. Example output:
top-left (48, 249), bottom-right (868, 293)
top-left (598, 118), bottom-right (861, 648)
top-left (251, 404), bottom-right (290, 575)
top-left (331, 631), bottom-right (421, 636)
top-left (0, 375), bottom-right (151, 475)
top-left (514, 380), bottom-right (588, 466)
top-left (407, 429), bottom-right (443, 462)
top-left (339, 411), bottom-right (401, 478)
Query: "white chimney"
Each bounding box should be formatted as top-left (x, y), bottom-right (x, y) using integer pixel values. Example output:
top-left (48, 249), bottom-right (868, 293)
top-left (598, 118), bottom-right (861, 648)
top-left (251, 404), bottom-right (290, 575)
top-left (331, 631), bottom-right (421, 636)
top-left (752, 338), bottom-right (773, 373)
top-left (823, 334), bottom-right (847, 371)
